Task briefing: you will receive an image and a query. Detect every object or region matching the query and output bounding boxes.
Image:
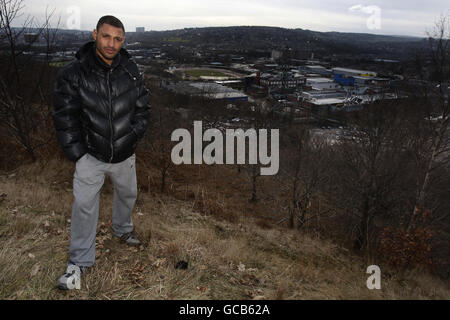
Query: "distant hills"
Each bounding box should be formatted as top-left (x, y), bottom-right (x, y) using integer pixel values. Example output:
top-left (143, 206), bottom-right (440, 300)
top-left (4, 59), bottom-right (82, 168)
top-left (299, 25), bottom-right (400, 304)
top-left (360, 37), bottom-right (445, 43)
top-left (13, 25), bottom-right (429, 60)
top-left (130, 25), bottom-right (426, 45)
top-left (128, 26), bottom-right (428, 60)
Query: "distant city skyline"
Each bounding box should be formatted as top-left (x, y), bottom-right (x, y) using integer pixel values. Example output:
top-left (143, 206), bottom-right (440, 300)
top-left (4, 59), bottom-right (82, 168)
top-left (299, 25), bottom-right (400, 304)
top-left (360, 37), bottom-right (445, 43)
top-left (12, 0), bottom-right (450, 37)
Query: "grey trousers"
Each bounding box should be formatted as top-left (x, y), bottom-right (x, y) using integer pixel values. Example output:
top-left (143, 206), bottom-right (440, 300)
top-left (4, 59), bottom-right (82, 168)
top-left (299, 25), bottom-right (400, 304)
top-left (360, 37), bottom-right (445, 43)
top-left (67, 152), bottom-right (137, 267)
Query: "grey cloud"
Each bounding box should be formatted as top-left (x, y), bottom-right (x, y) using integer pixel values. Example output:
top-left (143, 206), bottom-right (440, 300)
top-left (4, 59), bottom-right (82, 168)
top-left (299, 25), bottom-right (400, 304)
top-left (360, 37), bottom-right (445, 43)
top-left (12, 0), bottom-right (450, 36)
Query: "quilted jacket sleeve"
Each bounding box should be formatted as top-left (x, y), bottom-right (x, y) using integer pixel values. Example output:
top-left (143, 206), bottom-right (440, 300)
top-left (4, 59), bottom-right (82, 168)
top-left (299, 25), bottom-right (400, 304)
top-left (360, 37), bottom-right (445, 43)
top-left (51, 65), bottom-right (87, 162)
top-left (131, 72), bottom-right (151, 140)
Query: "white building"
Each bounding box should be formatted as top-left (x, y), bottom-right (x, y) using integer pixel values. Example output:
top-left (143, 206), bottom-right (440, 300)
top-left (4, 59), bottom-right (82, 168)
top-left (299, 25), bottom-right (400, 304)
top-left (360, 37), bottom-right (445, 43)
top-left (306, 77), bottom-right (340, 90)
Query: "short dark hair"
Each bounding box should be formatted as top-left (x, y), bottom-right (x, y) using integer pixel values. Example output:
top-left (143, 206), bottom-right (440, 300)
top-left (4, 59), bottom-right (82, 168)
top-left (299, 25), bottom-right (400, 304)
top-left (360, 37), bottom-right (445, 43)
top-left (96, 15), bottom-right (125, 33)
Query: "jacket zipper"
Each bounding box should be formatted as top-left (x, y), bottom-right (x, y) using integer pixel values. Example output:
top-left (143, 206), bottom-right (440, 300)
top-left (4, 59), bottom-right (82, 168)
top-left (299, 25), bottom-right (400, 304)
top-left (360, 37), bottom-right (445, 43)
top-left (107, 68), bottom-right (114, 162)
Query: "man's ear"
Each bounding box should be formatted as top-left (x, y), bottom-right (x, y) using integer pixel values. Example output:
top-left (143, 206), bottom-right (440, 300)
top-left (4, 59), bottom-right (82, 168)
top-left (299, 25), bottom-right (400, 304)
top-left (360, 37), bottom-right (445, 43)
top-left (92, 29), bottom-right (97, 40)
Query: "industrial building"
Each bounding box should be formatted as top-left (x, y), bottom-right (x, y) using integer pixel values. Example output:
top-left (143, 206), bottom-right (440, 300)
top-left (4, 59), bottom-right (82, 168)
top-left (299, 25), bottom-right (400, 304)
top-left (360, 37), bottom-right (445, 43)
top-left (259, 72), bottom-right (305, 89)
top-left (300, 65), bottom-right (332, 76)
top-left (332, 67), bottom-right (377, 77)
top-left (164, 81), bottom-right (248, 102)
top-left (306, 77), bottom-right (340, 90)
top-left (332, 67), bottom-right (377, 86)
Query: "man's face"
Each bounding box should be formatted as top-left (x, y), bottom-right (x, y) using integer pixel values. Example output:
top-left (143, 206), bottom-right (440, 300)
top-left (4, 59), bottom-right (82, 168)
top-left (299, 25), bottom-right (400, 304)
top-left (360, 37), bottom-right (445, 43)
top-left (92, 23), bottom-right (125, 62)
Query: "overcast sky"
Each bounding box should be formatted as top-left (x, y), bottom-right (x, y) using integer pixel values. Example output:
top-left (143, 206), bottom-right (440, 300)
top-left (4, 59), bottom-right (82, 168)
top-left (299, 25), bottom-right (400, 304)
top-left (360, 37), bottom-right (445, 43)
top-left (13, 0), bottom-right (450, 37)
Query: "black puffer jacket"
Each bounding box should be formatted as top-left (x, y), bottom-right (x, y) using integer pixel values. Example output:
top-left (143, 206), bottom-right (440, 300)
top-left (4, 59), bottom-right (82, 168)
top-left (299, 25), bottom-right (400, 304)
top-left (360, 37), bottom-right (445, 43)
top-left (52, 41), bottom-right (150, 163)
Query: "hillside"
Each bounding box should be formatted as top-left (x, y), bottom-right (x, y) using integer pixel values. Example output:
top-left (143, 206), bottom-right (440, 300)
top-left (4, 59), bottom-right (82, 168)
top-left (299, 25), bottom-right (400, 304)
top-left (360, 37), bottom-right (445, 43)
top-left (33, 25), bottom-right (428, 61)
top-left (124, 26), bottom-right (427, 60)
top-left (0, 156), bottom-right (448, 300)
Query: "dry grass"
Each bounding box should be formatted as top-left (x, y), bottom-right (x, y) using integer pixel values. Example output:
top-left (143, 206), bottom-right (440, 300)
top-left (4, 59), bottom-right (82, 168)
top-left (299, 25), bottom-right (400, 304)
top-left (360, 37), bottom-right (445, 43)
top-left (0, 157), bottom-right (449, 300)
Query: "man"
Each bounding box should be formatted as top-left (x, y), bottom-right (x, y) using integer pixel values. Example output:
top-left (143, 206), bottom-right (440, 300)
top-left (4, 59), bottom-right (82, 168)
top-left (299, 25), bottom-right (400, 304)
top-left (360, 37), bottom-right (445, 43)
top-left (52, 15), bottom-right (150, 290)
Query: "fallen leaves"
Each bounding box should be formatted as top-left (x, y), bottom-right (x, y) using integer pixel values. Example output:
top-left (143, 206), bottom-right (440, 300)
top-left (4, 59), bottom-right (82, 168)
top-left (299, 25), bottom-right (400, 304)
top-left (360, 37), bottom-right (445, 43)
top-left (30, 263), bottom-right (40, 278)
top-left (152, 258), bottom-right (166, 268)
top-left (96, 222), bottom-right (112, 250)
top-left (237, 262), bottom-right (258, 273)
top-left (245, 288), bottom-right (266, 300)
top-left (239, 273), bottom-right (260, 286)
top-left (42, 219), bottom-right (64, 236)
top-left (124, 261), bottom-right (147, 282)
top-left (196, 286), bottom-right (207, 293)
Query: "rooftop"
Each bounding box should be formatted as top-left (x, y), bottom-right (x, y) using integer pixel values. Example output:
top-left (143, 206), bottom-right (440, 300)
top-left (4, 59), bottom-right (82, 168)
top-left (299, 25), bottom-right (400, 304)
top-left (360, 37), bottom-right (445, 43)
top-left (311, 98), bottom-right (345, 105)
top-left (332, 67), bottom-right (377, 76)
top-left (307, 77), bottom-right (335, 83)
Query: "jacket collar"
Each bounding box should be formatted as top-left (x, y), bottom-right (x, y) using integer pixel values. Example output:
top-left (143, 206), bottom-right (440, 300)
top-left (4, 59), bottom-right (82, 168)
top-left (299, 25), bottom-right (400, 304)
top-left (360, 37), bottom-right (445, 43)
top-left (76, 40), bottom-right (131, 72)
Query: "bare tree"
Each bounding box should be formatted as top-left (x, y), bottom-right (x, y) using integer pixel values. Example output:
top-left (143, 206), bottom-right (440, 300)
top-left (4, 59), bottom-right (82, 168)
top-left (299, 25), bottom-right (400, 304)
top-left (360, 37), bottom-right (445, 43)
top-left (146, 105), bottom-right (175, 193)
top-left (276, 120), bottom-right (335, 231)
top-left (327, 101), bottom-right (412, 251)
top-left (142, 85), bottom-right (186, 193)
top-left (238, 100), bottom-right (275, 203)
top-left (0, 0), bottom-right (60, 161)
top-left (279, 124), bottom-right (308, 228)
top-left (408, 14), bottom-right (450, 231)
